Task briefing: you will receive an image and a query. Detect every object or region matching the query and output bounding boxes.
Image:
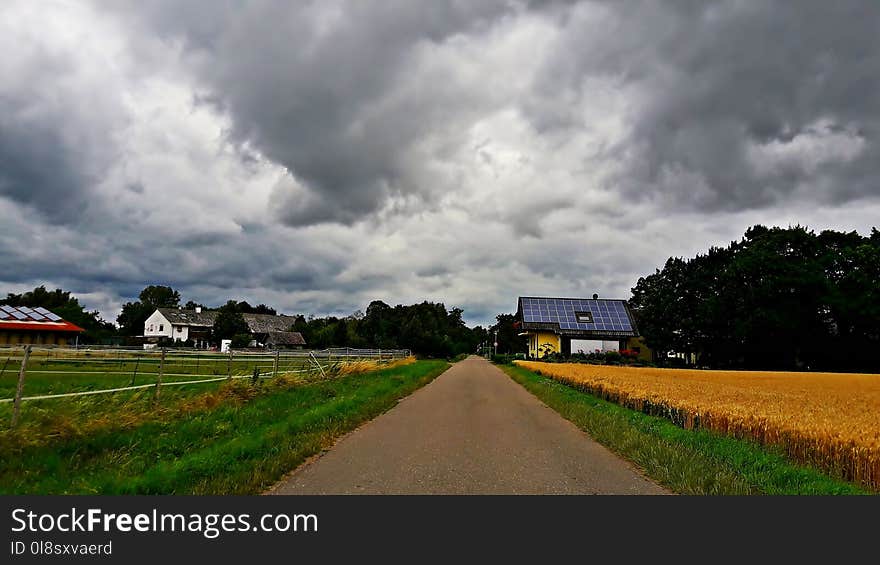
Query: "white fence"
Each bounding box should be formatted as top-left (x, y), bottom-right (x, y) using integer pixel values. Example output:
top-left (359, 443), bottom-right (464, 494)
top-left (0, 345), bottom-right (411, 425)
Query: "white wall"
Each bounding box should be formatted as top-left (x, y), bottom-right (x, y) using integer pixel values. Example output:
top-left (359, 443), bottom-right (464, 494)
top-left (143, 310), bottom-right (173, 339)
top-left (570, 339), bottom-right (620, 354)
top-left (173, 325), bottom-right (189, 342)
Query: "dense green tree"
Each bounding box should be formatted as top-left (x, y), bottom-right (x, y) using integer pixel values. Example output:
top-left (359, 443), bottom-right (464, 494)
top-left (293, 300), bottom-right (484, 357)
top-left (211, 301), bottom-right (251, 346)
top-left (117, 285), bottom-right (181, 336)
top-left (491, 313), bottom-right (526, 355)
top-left (630, 225), bottom-right (880, 371)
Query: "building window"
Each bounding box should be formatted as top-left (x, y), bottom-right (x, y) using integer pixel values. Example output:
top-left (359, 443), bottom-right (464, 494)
top-left (159, 324), bottom-right (164, 331)
top-left (575, 311), bottom-right (593, 323)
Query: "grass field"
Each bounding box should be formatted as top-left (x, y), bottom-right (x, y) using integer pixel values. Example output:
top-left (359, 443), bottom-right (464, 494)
top-left (503, 364), bottom-right (868, 494)
top-left (0, 350), bottom-right (314, 397)
top-left (516, 361), bottom-right (880, 491)
top-left (0, 359), bottom-right (448, 494)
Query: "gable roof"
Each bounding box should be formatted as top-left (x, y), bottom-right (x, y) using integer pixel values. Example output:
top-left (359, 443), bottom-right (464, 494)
top-left (265, 331), bottom-right (306, 346)
top-left (0, 305), bottom-right (84, 333)
top-left (516, 296), bottom-right (638, 338)
top-left (157, 308), bottom-right (216, 327)
top-left (155, 308), bottom-right (298, 334)
top-left (241, 313), bottom-right (298, 334)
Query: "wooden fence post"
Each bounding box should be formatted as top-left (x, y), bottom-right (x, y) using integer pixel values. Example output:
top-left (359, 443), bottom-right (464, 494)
top-left (153, 348), bottom-right (166, 403)
top-left (227, 348), bottom-right (233, 379)
top-left (273, 350), bottom-right (280, 379)
top-left (130, 353), bottom-right (140, 386)
top-left (11, 345), bottom-right (32, 427)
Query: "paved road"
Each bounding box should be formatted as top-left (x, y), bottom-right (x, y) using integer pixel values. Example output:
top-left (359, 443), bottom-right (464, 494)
top-left (269, 356), bottom-right (667, 494)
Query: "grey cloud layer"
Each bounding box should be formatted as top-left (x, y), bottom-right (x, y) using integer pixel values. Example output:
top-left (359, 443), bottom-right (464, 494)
top-left (112, 0), bottom-right (880, 223)
top-left (549, 1), bottom-right (880, 210)
top-left (1, 1), bottom-right (879, 324)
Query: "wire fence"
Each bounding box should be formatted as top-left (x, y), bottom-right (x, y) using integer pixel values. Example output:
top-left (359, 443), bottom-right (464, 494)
top-left (0, 345), bottom-right (411, 426)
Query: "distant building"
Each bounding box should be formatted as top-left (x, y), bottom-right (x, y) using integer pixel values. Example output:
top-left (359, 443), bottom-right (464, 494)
top-left (265, 331), bottom-right (307, 349)
top-left (144, 307), bottom-right (305, 348)
top-left (0, 305), bottom-right (84, 346)
top-left (515, 296), bottom-right (640, 359)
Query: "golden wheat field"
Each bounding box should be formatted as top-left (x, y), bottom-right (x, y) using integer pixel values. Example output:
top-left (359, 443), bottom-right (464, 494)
top-left (516, 361), bottom-right (880, 490)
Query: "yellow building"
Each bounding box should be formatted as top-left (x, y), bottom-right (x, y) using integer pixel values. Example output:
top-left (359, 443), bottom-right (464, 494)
top-left (517, 296), bottom-right (640, 359)
top-left (525, 331), bottom-right (561, 358)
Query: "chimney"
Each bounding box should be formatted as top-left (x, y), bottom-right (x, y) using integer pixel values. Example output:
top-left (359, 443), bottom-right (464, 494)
top-left (195, 306), bottom-right (202, 314)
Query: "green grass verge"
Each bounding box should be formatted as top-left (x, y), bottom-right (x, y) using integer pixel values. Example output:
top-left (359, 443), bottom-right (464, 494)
top-left (501, 364), bottom-right (868, 495)
top-left (0, 360), bottom-right (448, 494)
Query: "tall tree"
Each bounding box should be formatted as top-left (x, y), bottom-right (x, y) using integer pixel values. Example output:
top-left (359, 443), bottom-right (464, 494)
top-left (630, 225), bottom-right (880, 371)
top-left (212, 301), bottom-right (251, 347)
top-left (492, 313), bottom-right (526, 355)
top-left (117, 285), bottom-right (181, 336)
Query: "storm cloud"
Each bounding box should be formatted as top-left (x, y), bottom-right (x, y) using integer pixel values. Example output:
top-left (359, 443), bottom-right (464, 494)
top-left (1, 1), bottom-right (879, 324)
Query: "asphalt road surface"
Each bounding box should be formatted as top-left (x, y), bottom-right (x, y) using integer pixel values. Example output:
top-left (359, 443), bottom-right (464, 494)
top-left (269, 356), bottom-right (667, 494)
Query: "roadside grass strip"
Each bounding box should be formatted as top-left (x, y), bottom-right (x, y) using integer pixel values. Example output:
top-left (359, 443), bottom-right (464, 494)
top-left (0, 360), bottom-right (448, 494)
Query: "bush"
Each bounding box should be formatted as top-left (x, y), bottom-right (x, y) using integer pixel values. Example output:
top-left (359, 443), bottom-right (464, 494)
top-left (491, 354), bottom-right (516, 365)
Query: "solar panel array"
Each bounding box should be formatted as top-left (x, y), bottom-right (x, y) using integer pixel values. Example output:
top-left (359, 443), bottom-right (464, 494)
top-left (0, 305), bottom-right (63, 322)
top-left (520, 297), bottom-right (634, 333)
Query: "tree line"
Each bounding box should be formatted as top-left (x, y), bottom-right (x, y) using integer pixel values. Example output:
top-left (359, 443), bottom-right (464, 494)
top-left (3, 284), bottom-right (502, 358)
top-left (630, 225), bottom-right (880, 371)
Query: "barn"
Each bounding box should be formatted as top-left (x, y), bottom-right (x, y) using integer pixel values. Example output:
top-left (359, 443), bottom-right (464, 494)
top-left (0, 305), bottom-right (85, 346)
top-left (515, 296), bottom-right (639, 358)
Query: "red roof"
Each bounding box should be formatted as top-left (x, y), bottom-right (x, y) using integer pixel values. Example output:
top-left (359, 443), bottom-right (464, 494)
top-left (0, 305), bottom-right (85, 333)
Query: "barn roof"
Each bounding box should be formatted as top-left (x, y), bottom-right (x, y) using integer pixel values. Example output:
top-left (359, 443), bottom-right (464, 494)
top-left (516, 296), bottom-right (638, 338)
top-left (241, 313), bottom-right (298, 334)
top-left (265, 331), bottom-right (306, 346)
top-left (157, 307), bottom-right (216, 327)
top-left (0, 305), bottom-right (85, 332)
top-left (155, 308), bottom-right (298, 334)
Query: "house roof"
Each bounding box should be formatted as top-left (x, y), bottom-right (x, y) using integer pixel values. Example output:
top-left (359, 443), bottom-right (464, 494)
top-left (516, 296), bottom-right (639, 338)
top-left (155, 308), bottom-right (298, 334)
top-left (0, 305), bottom-right (85, 333)
top-left (241, 313), bottom-right (298, 334)
top-left (265, 331), bottom-right (306, 346)
top-left (157, 308), bottom-right (216, 327)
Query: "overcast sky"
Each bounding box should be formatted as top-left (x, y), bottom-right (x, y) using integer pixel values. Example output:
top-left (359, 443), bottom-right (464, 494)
top-left (2, 1), bottom-right (879, 326)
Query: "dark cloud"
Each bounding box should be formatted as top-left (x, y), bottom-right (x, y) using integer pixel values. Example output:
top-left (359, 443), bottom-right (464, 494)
top-left (531, 0), bottom-right (880, 210)
top-left (2, 1), bottom-right (880, 327)
top-left (109, 0), bottom-right (521, 226)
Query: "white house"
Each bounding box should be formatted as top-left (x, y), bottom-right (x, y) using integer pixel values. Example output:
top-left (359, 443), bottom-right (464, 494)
top-left (143, 307), bottom-right (215, 345)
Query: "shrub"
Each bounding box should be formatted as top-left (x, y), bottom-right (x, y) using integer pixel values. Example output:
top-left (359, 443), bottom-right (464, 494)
top-left (491, 354), bottom-right (516, 365)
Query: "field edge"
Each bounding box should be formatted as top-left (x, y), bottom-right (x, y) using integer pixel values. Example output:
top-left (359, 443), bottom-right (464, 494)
top-left (500, 364), bottom-right (869, 495)
top-left (0, 359), bottom-right (451, 495)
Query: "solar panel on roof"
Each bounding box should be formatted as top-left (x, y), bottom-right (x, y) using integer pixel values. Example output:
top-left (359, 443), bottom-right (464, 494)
top-left (10, 310), bottom-right (28, 320)
top-left (45, 312), bottom-right (62, 321)
top-left (520, 297), bottom-right (634, 333)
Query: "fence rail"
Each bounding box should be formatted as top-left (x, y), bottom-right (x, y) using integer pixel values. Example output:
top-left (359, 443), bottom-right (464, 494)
top-left (0, 345), bottom-right (411, 425)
